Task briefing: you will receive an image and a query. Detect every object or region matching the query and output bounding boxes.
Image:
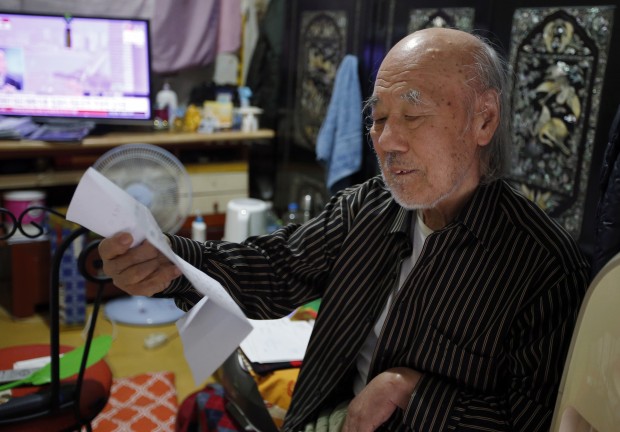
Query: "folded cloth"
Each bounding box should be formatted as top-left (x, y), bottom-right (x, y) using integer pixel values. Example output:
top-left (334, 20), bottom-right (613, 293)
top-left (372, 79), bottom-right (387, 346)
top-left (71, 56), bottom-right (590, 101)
top-left (316, 55), bottom-right (363, 192)
top-left (250, 367), bottom-right (300, 429)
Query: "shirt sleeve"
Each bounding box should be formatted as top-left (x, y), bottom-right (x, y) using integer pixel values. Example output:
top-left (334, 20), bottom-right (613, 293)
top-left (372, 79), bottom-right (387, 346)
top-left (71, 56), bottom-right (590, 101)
top-left (402, 266), bottom-right (589, 431)
top-left (158, 186), bottom-right (359, 318)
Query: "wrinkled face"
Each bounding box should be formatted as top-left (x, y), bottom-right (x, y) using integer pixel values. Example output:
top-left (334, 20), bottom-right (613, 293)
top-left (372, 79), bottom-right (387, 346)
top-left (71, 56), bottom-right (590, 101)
top-left (369, 33), bottom-right (487, 210)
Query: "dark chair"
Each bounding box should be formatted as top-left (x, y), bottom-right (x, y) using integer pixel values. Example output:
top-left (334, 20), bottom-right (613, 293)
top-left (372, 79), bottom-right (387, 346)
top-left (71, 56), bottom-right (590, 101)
top-left (215, 350), bottom-right (279, 432)
top-left (0, 207), bottom-right (112, 431)
top-left (592, 103), bottom-right (620, 277)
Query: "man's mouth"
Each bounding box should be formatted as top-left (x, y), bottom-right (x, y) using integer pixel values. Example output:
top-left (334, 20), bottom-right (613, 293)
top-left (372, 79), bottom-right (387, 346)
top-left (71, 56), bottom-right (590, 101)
top-left (393, 169), bottom-right (415, 175)
top-left (383, 154), bottom-right (419, 177)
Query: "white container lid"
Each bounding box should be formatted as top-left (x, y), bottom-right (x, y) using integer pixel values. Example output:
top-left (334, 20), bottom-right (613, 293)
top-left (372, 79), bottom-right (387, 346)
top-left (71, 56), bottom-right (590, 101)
top-left (3, 190), bottom-right (46, 201)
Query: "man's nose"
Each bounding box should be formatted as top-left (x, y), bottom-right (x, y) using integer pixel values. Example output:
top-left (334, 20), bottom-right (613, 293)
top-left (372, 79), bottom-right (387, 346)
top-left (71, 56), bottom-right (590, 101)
top-left (375, 119), bottom-right (409, 153)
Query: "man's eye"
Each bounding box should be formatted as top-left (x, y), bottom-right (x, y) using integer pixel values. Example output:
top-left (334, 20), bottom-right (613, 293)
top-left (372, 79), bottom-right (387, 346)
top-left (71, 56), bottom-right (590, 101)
top-left (372, 118), bottom-right (386, 125)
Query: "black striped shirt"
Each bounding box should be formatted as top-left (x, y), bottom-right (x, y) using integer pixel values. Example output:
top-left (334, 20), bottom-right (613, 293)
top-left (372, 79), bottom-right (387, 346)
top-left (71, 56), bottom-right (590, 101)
top-left (163, 176), bottom-right (590, 431)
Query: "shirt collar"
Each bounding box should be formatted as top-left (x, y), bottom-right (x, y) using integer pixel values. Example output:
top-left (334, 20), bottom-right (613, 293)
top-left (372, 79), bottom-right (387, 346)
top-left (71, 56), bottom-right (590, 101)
top-left (385, 179), bottom-right (506, 249)
top-left (388, 202), bottom-right (412, 236)
top-left (453, 179), bottom-right (505, 249)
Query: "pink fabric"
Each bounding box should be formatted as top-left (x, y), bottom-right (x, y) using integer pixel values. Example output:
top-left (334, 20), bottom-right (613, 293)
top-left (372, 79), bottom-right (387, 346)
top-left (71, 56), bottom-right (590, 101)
top-left (13, 0), bottom-right (154, 19)
top-left (151, 0), bottom-right (224, 74)
top-left (217, 0), bottom-right (242, 54)
top-left (14, 0), bottom-right (240, 75)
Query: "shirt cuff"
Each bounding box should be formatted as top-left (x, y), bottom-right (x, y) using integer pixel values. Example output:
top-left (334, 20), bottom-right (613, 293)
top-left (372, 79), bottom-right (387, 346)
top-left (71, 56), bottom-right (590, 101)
top-left (157, 234), bottom-right (204, 310)
top-left (403, 373), bottom-right (460, 431)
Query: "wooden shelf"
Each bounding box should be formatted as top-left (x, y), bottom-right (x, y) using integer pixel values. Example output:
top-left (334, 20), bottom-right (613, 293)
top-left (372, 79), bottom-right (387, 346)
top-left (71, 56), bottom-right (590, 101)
top-left (82, 129), bottom-right (275, 146)
top-left (0, 129), bottom-right (275, 159)
top-left (0, 170), bottom-right (84, 189)
top-left (0, 129), bottom-right (275, 192)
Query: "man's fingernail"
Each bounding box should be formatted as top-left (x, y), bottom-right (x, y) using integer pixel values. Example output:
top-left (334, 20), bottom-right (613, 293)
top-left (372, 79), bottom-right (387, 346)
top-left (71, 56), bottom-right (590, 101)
top-left (120, 234), bottom-right (132, 245)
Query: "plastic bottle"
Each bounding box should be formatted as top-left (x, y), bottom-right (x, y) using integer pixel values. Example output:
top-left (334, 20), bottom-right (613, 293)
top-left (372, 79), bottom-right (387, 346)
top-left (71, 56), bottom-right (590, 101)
top-left (238, 86), bottom-right (252, 108)
top-left (265, 201), bottom-right (282, 233)
top-left (156, 82), bottom-right (178, 127)
top-left (192, 213), bottom-right (207, 242)
top-left (284, 202), bottom-right (302, 225)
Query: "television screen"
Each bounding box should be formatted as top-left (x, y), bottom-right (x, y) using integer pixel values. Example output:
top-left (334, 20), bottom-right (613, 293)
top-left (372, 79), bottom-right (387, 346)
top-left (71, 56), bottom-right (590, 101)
top-left (0, 11), bottom-right (152, 124)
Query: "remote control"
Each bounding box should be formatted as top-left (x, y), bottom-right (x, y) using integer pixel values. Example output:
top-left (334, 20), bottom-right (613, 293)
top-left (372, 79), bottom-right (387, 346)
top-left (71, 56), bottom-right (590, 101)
top-left (0, 368), bottom-right (39, 384)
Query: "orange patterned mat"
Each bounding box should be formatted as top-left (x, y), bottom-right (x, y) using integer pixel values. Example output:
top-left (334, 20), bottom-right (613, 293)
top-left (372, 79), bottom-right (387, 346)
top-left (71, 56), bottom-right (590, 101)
top-left (93, 371), bottom-right (178, 432)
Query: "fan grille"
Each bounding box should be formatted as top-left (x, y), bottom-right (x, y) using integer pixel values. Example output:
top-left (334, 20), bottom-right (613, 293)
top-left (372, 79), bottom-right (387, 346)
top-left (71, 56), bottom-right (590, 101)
top-left (93, 143), bottom-right (192, 233)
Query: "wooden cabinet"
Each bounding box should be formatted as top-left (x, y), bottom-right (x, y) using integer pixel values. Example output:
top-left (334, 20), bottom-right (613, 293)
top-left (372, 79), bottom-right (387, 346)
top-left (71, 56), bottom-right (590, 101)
top-left (0, 129), bottom-right (274, 318)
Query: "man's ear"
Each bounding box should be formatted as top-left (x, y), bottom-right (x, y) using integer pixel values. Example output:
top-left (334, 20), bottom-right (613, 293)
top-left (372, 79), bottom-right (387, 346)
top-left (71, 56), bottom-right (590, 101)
top-left (474, 89), bottom-right (500, 147)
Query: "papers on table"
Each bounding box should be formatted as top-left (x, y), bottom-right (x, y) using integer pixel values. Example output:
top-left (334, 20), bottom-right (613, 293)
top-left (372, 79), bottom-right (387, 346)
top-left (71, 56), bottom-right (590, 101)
top-left (240, 317), bottom-right (313, 364)
top-left (66, 167), bottom-right (253, 385)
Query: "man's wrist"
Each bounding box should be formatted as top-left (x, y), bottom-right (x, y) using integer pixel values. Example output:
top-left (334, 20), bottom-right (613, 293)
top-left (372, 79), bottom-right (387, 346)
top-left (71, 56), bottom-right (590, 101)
top-left (386, 367), bottom-right (423, 410)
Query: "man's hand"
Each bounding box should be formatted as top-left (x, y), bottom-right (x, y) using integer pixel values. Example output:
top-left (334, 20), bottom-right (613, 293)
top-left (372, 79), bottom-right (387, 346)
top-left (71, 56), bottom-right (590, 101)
top-left (342, 367), bottom-right (422, 432)
top-left (98, 232), bottom-right (181, 296)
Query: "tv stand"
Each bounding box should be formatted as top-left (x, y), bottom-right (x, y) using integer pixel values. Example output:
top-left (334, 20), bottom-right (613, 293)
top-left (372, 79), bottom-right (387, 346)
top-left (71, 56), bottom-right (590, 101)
top-left (0, 128), bottom-right (275, 194)
top-left (87, 123), bottom-right (159, 137)
top-left (36, 118), bottom-right (95, 127)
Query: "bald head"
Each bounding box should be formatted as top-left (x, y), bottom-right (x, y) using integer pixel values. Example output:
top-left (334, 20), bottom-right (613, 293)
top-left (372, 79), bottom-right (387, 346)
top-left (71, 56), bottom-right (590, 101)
top-left (396, 27), bottom-right (483, 50)
top-left (371, 27), bottom-right (510, 183)
top-left (384, 28), bottom-right (486, 92)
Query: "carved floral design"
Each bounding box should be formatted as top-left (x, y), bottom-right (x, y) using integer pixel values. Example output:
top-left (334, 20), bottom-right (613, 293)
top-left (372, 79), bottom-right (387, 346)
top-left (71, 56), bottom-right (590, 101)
top-left (295, 11), bottom-right (347, 150)
top-left (408, 8), bottom-right (475, 33)
top-left (508, 6), bottom-right (614, 238)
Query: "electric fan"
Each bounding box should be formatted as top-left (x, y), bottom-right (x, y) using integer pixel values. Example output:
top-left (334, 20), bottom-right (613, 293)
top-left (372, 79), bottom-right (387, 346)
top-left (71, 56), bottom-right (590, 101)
top-left (93, 143), bottom-right (192, 326)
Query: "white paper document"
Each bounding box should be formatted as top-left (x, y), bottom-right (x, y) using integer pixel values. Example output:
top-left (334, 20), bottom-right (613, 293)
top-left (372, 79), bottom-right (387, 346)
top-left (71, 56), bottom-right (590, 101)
top-left (240, 317), bottom-right (313, 363)
top-left (66, 167), bottom-right (253, 384)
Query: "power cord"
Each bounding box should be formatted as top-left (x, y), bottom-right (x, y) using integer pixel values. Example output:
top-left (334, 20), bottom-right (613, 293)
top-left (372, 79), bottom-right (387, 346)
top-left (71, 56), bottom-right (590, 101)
top-left (143, 331), bottom-right (178, 349)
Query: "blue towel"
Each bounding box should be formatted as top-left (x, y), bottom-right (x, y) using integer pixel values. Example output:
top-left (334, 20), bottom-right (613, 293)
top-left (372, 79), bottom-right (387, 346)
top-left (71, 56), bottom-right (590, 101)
top-left (316, 55), bottom-right (363, 191)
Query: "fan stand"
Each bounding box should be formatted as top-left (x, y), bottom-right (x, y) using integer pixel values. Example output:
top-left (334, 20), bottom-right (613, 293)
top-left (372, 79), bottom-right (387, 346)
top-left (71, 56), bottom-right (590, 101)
top-left (102, 170), bottom-right (185, 325)
top-left (93, 143), bottom-right (192, 327)
top-left (104, 296), bottom-right (185, 326)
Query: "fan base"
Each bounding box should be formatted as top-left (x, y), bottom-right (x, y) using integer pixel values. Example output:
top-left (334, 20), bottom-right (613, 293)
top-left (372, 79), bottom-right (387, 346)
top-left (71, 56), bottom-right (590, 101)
top-left (104, 296), bottom-right (185, 326)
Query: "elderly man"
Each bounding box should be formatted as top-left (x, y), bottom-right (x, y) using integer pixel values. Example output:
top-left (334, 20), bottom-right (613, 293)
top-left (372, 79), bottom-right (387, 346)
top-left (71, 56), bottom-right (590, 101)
top-left (99, 28), bottom-right (590, 431)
